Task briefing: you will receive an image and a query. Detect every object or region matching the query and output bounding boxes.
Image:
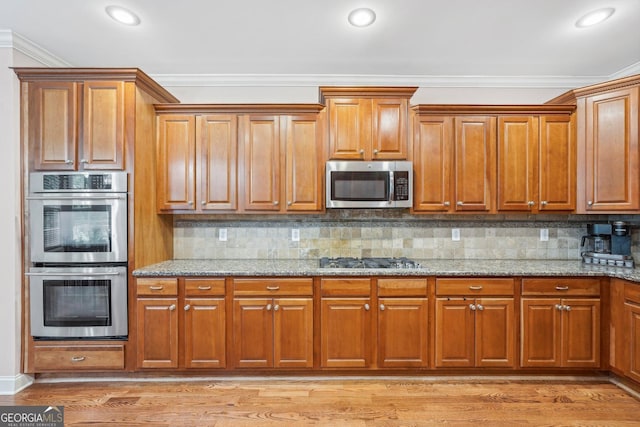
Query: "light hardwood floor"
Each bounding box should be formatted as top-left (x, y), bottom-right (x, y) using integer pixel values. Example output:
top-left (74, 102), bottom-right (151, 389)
top-left (1, 377), bottom-right (639, 426)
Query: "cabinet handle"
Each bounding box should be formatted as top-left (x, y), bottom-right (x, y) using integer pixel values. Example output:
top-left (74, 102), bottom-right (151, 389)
top-left (555, 304), bottom-right (563, 311)
top-left (555, 286), bottom-right (570, 291)
top-left (266, 286), bottom-right (280, 291)
top-left (476, 304), bottom-right (484, 311)
top-left (364, 303), bottom-right (370, 311)
top-left (469, 304), bottom-right (476, 311)
top-left (274, 304), bottom-right (280, 311)
top-left (469, 285), bottom-right (483, 291)
top-left (169, 304), bottom-right (176, 311)
top-left (184, 304), bottom-right (191, 311)
top-left (149, 285), bottom-right (164, 291)
top-left (266, 304), bottom-right (272, 311)
top-left (71, 356), bottom-right (86, 362)
top-left (587, 200), bottom-right (594, 207)
top-left (541, 201), bottom-right (548, 206)
top-left (443, 201), bottom-right (450, 207)
top-left (379, 304), bottom-right (385, 311)
top-left (198, 285), bottom-right (212, 290)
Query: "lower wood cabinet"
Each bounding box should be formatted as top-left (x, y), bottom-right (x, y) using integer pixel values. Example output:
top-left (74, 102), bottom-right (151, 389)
top-left (33, 344), bottom-right (125, 371)
top-left (521, 278), bottom-right (600, 368)
top-left (624, 284), bottom-right (640, 382)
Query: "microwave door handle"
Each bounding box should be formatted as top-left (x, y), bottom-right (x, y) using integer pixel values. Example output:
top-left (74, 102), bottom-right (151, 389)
top-left (26, 272), bottom-right (123, 277)
top-left (389, 171), bottom-right (395, 204)
top-left (26, 195), bottom-right (126, 201)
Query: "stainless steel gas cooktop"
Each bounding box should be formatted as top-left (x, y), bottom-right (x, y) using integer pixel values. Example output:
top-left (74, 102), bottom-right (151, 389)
top-left (319, 257), bottom-right (422, 269)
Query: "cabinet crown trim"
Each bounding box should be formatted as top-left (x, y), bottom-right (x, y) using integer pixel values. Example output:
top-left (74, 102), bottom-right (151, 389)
top-left (319, 86), bottom-right (418, 102)
top-left (154, 103), bottom-right (325, 114)
top-left (411, 104), bottom-right (575, 115)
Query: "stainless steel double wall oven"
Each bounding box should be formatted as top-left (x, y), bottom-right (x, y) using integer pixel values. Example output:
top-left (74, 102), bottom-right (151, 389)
top-left (27, 172), bottom-right (129, 339)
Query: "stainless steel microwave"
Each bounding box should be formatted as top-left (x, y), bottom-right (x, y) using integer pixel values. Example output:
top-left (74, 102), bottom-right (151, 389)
top-left (326, 161), bottom-right (413, 208)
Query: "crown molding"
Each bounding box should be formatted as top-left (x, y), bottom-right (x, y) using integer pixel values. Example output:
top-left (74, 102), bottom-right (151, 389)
top-left (0, 30), bottom-right (72, 67)
top-left (609, 61), bottom-right (640, 80)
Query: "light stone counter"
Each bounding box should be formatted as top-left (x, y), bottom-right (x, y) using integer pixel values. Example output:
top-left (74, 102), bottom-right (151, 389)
top-left (133, 259), bottom-right (640, 283)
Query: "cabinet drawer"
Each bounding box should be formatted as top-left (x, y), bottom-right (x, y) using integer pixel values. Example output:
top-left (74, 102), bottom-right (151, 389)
top-left (522, 278), bottom-right (600, 296)
top-left (136, 278), bottom-right (178, 296)
top-left (377, 278), bottom-right (428, 297)
top-left (436, 278), bottom-right (514, 296)
top-left (34, 345), bottom-right (125, 371)
top-left (321, 278), bottom-right (372, 296)
top-left (233, 278), bottom-right (313, 296)
top-left (625, 283), bottom-right (640, 304)
top-left (185, 278), bottom-right (225, 296)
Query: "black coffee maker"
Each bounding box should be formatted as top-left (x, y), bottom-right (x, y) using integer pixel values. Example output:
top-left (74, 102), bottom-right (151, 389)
top-left (581, 222), bottom-right (634, 268)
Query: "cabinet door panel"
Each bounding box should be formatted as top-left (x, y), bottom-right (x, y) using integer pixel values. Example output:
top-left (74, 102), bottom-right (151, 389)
top-left (184, 298), bottom-right (226, 368)
top-left (521, 298), bottom-right (561, 367)
top-left (435, 298), bottom-right (474, 367)
top-left (413, 116), bottom-right (454, 211)
top-left (321, 298), bottom-right (371, 368)
top-left (274, 298), bottom-right (313, 368)
top-left (328, 98), bottom-right (370, 159)
top-left (476, 298), bottom-right (515, 367)
top-left (243, 116), bottom-right (280, 210)
top-left (539, 115), bottom-right (575, 211)
top-left (562, 299), bottom-right (600, 367)
top-left (82, 81), bottom-right (125, 170)
top-left (626, 301), bottom-right (640, 382)
top-left (497, 116), bottom-right (538, 211)
top-left (136, 298), bottom-right (178, 369)
top-left (232, 298), bottom-right (273, 368)
top-left (285, 115), bottom-right (323, 211)
top-left (29, 81), bottom-right (78, 170)
top-left (378, 298), bottom-right (429, 368)
top-left (372, 98), bottom-right (407, 159)
top-left (454, 116), bottom-right (495, 211)
top-left (198, 115), bottom-right (237, 210)
top-left (157, 115), bottom-right (196, 211)
top-left (584, 88), bottom-right (639, 211)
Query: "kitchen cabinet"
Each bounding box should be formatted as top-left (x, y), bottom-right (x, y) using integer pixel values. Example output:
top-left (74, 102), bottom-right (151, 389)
top-left (157, 114), bottom-right (237, 212)
top-left (320, 278), bottom-right (373, 368)
top-left (434, 278), bottom-right (515, 368)
top-left (232, 278), bottom-right (313, 368)
top-left (377, 278), bottom-right (429, 368)
top-left (521, 278), bottom-right (601, 368)
top-left (320, 87), bottom-right (417, 160)
top-left (412, 110), bottom-right (496, 212)
top-left (27, 80), bottom-right (125, 171)
top-left (624, 284), bottom-right (640, 383)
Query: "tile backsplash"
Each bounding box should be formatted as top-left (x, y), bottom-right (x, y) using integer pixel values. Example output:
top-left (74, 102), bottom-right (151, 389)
top-left (173, 216), bottom-right (640, 261)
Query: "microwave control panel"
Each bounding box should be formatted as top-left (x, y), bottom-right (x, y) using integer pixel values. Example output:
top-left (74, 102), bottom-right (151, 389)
top-left (394, 171), bottom-right (410, 200)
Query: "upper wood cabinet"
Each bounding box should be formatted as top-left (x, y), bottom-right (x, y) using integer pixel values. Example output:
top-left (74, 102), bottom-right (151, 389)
top-left (242, 115), bottom-right (281, 211)
top-left (26, 80), bottom-right (125, 170)
top-left (320, 87), bottom-right (417, 160)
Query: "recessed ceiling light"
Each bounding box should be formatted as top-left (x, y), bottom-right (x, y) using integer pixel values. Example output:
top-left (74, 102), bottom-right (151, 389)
top-left (348, 8), bottom-right (376, 27)
top-left (575, 7), bottom-right (615, 28)
top-left (105, 5), bottom-right (141, 26)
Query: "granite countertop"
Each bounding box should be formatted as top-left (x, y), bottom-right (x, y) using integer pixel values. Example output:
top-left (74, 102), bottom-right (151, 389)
top-left (133, 259), bottom-right (640, 283)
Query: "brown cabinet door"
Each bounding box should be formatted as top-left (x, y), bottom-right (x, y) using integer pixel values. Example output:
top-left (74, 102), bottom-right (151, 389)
top-left (521, 298), bottom-right (561, 367)
top-left (81, 81), bottom-right (125, 170)
top-left (242, 115), bottom-right (281, 210)
top-left (273, 298), bottom-right (313, 368)
top-left (29, 81), bottom-right (78, 170)
top-left (539, 115), bottom-right (575, 211)
top-left (584, 87), bottom-right (639, 211)
top-left (284, 114), bottom-right (323, 211)
top-left (197, 115), bottom-right (238, 211)
top-left (232, 298), bottom-right (273, 368)
top-left (378, 298), bottom-right (429, 368)
top-left (497, 116), bottom-right (538, 211)
top-left (136, 298), bottom-right (179, 369)
top-left (626, 301), bottom-right (640, 383)
top-left (321, 298), bottom-right (372, 368)
top-left (413, 116), bottom-right (454, 212)
top-left (475, 298), bottom-right (515, 367)
top-left (184, 298), bottom-right (226, 369)
top-left (562, 298), bottom-right (600, 367)
top-left (327, 98), bottom-right (371, 159)
top-left (157, 114), bottom-right (196, 211)
top-left (435, 298), bottom-right (475, 367)
top-left (454, 116), bottom-right (496, 212)
top-left (371, 98), bottom-right (408, 160)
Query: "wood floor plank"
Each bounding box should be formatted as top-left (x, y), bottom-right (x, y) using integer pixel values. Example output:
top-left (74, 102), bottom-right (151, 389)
top-left (0, 378), bottom-right (638, 426)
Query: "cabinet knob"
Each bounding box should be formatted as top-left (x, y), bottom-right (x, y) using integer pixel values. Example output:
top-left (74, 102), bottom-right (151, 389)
top-left (379, 304), bottom-right (385, 311)
top-left (528, 201), bottom-right (535, 207)
top-left (201, 201), bottom-right (206, 206)
top-left (564, 305), bottom-right (571, 312)
top-left (274, 304), bottom-right (280, 311)
top-left (457, 201), bottom-right (464, 206)
top-left (476, 304), bottom-right (484, 311)
top-left (555, 304), bottom-right (563, 311)
top-left (80, 159), bottom-right (88, 164)
top-left (373, 149), bottom-right (379, 155)
top-left (364, 303), bottom-right (370, 311)
top-left (273, 201), bottom-right (279, 206)
top-left (587, 200), bottom-right (594, 207)
top-left (287, 201), bottom-right (292, 206)
top-left (541, 201), bottom-right (548, 206)
top-left (359, 149), bottom-right (365, 156)
top-left (469, 304), bottom-right (476, 311)
top-left (65, 159), bottom-right (74, 164)
top-left (443, 201), bottom-right (450, 207)
top-left (169, 304), bottom-right (176, 311)
top-left (266, 304), bottom-right (272, 311)
top-left (188, 201), bottom-right (194, 205)
top-left (71, 356), bottom-right (86, 362)
top-left (184, 304), bottom-right (191, 311)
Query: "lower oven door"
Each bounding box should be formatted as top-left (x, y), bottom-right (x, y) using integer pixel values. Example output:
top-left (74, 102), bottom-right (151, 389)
top-left (28, 266), bottom-right (128, 339)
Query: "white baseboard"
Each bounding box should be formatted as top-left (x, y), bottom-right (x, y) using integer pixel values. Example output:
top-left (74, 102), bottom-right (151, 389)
top-left (0, 374), bottom-right (34, 395)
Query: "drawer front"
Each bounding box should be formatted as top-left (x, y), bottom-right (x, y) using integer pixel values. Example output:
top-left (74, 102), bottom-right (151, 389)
top-left (377, 278), bottom-right (428, 297)
top-left (436, 278), bottom-right (514, 296)
top-left (185, 278), bottom-right (225, 296)
top-left (136, 278), bottom-right (178, 296)
top-left (34, 345), bottom-right (125, 371)
top-left (625, 283), bottom-right (640, 304)
top-left (522, 278), bottom-right (600, 296)
top-left (233, 278), bottom-right (313, 296)
top-left (321, 278), bottom-right (372, 297)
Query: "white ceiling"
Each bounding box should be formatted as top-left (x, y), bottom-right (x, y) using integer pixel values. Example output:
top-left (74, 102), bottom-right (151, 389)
top-left (1, 0), bottom-right (640, 88)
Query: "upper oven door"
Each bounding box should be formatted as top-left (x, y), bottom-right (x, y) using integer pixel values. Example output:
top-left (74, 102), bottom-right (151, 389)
top-left (28, 192), bottom-right (128, 263)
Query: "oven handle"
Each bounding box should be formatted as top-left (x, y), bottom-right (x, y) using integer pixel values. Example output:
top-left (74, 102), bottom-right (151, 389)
top-left (26, 271), bottom-right (123, 277)
top-left (26, 195), bottom-right (127, 200)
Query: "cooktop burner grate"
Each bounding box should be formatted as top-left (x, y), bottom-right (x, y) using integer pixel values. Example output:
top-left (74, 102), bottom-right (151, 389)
top-left (319, 257), bottom-right (422, 269)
